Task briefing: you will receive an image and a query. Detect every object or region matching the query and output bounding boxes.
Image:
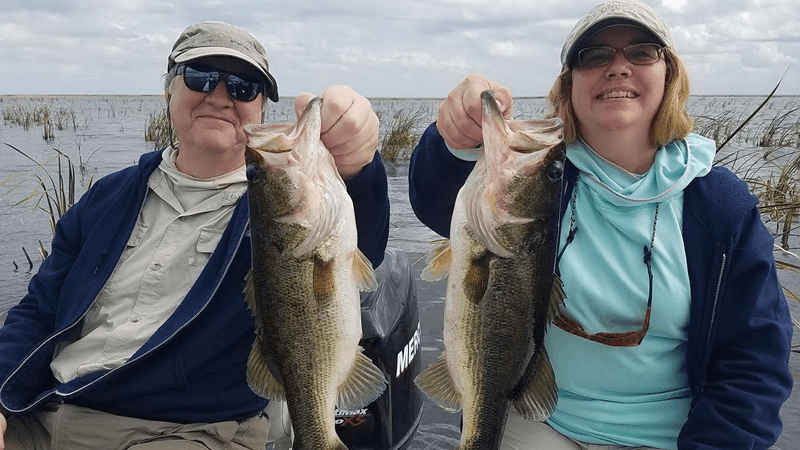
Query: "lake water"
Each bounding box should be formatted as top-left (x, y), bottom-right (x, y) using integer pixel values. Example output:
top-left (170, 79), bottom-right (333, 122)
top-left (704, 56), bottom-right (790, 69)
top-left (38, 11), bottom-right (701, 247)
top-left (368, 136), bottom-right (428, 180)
top-left (0, 95), bottom-right (798, 449)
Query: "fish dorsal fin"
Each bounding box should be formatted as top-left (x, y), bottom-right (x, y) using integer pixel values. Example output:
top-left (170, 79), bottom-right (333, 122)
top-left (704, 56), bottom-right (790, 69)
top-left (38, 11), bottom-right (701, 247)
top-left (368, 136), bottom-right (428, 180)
top-left (420, 240), bottom-right (452, 282)
top-left (414, 353), bottom-right (462, 412)
top-left (336, 348), bottom-right (388, 409)
top-left (511, 346), bottom-right (557, 421)
top-left (245, 337), bottom-right (287, 402)
top-left (354, 249), bottom-right (378, 292)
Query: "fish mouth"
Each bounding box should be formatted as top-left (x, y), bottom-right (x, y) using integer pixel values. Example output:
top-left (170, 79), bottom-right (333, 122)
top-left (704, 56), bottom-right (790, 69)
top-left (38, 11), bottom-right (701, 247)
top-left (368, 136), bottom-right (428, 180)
top-left (596, 90), bottom-right (638, 100)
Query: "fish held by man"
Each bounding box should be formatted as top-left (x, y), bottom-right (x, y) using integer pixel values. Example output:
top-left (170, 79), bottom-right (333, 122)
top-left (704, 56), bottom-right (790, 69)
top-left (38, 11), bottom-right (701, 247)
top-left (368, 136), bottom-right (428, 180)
top-left (414, 90), bottom-right (566, 449)
top-left (242, 97), bottom-right (386, 450)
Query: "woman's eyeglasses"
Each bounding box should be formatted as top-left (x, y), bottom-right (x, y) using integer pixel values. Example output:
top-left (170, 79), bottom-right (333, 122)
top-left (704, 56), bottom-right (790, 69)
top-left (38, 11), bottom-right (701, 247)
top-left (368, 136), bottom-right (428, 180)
top-left (576, 43), bottom-right (664, 69)
top-left (177, 63), bottom-right (270, 102)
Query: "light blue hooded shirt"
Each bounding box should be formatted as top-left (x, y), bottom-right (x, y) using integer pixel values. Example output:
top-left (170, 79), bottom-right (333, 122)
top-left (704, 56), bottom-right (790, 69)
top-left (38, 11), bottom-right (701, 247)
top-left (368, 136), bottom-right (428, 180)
top-left (546, 133), bottom-right (716, 449)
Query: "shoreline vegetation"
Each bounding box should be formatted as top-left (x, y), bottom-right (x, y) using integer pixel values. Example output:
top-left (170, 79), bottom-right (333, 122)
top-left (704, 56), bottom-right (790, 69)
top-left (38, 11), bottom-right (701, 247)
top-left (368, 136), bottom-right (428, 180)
top-left (2, 96), bottom-right (799, 355)
top-left (3, 96), bottom-right (799, 237)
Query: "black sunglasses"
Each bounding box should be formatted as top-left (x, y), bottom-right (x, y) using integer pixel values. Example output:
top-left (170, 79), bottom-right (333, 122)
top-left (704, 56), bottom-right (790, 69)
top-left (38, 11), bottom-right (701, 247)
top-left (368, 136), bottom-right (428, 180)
top-left (576, 43), bottom-right (664, 69)
top-left (177, 63), bottom-right (269, 102)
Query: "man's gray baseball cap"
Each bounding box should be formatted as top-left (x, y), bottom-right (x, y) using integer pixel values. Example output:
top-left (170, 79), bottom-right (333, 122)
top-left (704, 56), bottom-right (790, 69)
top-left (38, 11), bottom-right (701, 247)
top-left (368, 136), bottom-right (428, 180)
top-left (560, 0), bottom-right (674, 70)
top-left (169, 21), bottom-right (279, 102)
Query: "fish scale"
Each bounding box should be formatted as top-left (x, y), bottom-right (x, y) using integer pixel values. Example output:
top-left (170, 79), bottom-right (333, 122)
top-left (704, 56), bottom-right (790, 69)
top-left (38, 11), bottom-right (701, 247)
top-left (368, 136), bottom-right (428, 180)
top-left (416, 90), bottom-right (566, 450)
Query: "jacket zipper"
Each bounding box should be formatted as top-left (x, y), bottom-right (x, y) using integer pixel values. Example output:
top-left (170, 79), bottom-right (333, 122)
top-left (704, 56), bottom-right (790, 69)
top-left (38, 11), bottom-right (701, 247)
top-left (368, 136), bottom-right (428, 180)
top-left (700, 252), bottom-right (727, 393)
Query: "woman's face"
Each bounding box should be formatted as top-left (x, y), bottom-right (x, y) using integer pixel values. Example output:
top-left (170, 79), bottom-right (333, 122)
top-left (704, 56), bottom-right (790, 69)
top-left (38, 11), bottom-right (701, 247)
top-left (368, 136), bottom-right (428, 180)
top-left (570, 25), bottom-right (667, 140)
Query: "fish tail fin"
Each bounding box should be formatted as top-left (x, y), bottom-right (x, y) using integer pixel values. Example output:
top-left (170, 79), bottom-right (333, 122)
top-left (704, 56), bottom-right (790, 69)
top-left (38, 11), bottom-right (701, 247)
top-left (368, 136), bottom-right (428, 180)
top-left (512, 346), bottom-right (557, 421)
top-left (414, 353), bottom-right (462, 412)
top-left (336, 348), bottom-right (387, 409)
top-left (246, 338), bottom-right (287, 401)
top-left (353, 249), bottom-right (378, 292)
top-left (420, 240), bottom-right (452, 282)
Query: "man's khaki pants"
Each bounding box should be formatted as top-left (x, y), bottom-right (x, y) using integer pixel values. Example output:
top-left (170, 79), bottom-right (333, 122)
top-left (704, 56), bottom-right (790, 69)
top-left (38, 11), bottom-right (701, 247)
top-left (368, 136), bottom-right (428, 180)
top-left (4, 403), bottom-right (271, 450)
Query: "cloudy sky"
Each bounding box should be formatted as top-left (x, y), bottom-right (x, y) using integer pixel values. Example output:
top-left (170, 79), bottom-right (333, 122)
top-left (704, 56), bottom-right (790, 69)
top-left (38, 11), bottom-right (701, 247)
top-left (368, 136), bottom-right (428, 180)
top-left (0, 0), bottom-right (797, 98)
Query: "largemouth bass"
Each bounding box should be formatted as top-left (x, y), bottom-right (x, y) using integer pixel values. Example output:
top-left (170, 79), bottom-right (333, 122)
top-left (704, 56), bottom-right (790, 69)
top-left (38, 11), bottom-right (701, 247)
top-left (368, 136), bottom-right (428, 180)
top-left (415, 90), bottom-right (565, 449)
top-left (243, 97), bottom-right (387, 450)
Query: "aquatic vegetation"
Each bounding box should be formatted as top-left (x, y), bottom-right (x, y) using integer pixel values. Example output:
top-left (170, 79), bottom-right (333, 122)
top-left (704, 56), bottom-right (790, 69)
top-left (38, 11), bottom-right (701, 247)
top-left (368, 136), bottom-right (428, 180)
top-left (1, 144), bottom-right (93, 262)
top-left (379, 108), bottom-right (425, 161)
top-left (2, 104), bottom-right (78, 141)
top-left (144, 109), bottom-right (177, 150)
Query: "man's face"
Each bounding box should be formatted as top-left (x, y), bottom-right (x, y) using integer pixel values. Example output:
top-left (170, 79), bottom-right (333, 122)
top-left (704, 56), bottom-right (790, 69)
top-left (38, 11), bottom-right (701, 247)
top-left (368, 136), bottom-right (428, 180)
top-left (168, 56), bottom-right (265, 173)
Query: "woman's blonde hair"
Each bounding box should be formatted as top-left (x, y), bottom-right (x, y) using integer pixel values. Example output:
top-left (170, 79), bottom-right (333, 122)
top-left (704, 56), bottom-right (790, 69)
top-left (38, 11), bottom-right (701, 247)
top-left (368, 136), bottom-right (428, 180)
top-left (546, 47), bottom-right (694, 147)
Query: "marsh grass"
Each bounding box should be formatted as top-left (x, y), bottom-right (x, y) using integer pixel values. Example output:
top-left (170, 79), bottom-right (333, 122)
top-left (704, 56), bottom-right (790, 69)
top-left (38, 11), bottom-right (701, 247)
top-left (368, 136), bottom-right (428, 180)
top-left (144, 109), bottom-right (177, 150)
top-left (2, 104), bottom-right (79, 142)
top-left (757, 108), bottom-right (800, 148)
top-left (1, 144), bottom-right (93, 263)
top-left (379, 109), bottom-right (425, 161)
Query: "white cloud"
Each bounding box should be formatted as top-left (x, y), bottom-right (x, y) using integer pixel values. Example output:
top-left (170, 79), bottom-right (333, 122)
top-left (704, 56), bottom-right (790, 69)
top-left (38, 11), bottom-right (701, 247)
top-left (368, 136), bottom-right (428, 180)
top-left (0, 0), bottom-right (797, 96)
top-left (661, 0), bottom-right (687, 10)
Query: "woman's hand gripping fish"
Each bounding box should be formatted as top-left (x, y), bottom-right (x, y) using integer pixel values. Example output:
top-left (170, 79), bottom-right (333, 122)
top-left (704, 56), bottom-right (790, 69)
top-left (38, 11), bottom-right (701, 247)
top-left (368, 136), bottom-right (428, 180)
top-left (415, 91), bottom-right (566, 450)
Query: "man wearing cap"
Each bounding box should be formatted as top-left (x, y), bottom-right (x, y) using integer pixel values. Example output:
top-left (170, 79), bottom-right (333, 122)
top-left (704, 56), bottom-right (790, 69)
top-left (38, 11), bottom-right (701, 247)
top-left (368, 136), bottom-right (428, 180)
top-left (408, 0), bottom-right (792, 449)
top-left (0, 21), bottom-right (389, 449)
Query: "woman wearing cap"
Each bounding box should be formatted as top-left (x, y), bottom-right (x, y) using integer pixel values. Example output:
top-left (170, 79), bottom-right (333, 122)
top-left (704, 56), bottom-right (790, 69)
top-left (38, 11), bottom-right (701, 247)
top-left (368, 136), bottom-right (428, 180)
top-left (0, 21), bottom-right (389, 449)
top-left (408, 0), bottom-right (792, 449)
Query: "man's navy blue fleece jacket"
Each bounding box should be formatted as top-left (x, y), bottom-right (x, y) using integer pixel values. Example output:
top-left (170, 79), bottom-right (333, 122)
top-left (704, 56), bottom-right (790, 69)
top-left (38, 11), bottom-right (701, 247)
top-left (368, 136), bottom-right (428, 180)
top-left (0, 148), bottom-right (389, 424)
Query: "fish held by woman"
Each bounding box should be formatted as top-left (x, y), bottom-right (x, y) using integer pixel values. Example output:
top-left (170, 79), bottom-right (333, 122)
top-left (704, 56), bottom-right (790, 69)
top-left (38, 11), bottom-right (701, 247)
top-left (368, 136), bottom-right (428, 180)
top-left (415, 90), bottom-right (566, 449)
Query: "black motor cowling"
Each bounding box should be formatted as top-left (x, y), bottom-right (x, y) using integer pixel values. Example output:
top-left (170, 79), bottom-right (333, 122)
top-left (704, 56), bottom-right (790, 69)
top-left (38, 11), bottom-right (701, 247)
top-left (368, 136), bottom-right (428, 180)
top-left (336, 247), bottom-right (424, 450)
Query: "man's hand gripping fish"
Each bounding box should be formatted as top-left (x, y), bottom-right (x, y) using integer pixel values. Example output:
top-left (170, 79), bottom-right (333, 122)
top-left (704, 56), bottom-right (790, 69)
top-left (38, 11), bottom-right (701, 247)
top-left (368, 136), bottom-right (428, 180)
top-left (243, 97), bottom-right (386, 450)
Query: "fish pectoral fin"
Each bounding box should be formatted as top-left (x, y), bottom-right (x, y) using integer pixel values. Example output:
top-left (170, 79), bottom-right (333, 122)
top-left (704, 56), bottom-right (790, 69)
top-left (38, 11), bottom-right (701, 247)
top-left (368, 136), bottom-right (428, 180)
top-left (462, 252), bottom-right (490, 305)
top-left (414, 353), bottom-right (462, 412)
top-left (314, 254), bottom-right (337, 308)
top-left (246, 340), bottom-right (286, 402)
top-left (420, 240), bottom-right (451, 282)
top-left (336, 348), bottom-right (387, 410)
top-left (512, 347), bottom-right (557, 421)
top-left (353, 250), bottom-right (378, 292)
top-left (548, 274), bottom-right (567, 323)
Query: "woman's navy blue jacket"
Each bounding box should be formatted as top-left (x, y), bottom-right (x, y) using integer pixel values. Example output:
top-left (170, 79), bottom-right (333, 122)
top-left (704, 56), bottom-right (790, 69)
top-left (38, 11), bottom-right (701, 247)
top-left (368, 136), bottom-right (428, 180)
top-left (408, 123), bottom-right (793, 450)
top-left (0, 148), bottom-right (390, 424)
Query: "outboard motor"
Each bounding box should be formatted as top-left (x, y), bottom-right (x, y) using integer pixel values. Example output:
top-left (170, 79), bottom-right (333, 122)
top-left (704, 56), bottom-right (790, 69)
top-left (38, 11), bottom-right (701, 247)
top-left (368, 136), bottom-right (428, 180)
top-left (265, 247), bottom-right (424, 450)
top-left (336, 247), bottom-right (424, 450)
